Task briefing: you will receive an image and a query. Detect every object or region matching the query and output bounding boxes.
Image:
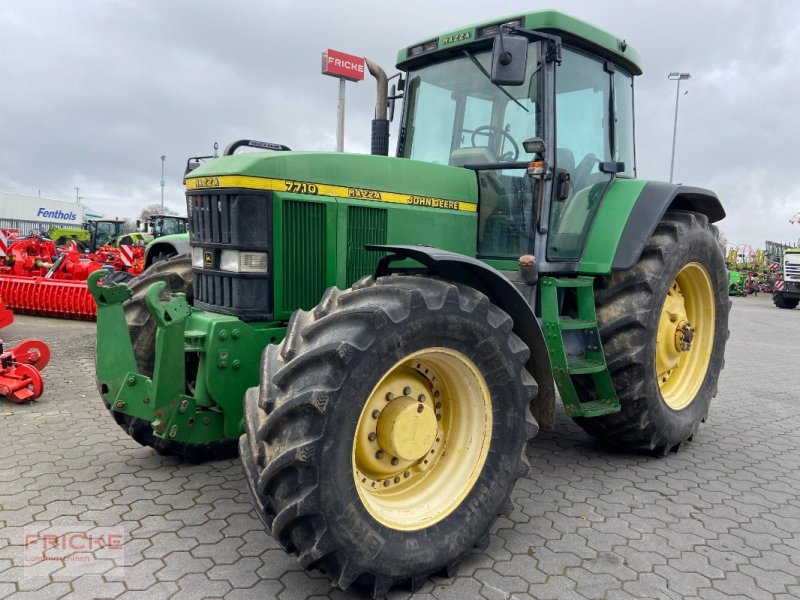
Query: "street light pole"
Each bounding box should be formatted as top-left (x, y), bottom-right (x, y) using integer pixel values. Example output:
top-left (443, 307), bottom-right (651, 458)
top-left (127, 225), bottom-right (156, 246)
top-left (160, 155), bottom-right (166, 212)
top-left (668, 72), bottom-right (690, 183)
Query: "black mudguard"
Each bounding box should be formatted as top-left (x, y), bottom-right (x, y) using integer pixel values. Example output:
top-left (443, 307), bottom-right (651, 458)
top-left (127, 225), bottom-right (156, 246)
top-left (613, 183), bottom-right (725, 271)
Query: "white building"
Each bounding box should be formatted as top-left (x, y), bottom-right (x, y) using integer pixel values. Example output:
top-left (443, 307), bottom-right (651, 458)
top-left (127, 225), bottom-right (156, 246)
top-left (0, 192), bottom-right (102, 235)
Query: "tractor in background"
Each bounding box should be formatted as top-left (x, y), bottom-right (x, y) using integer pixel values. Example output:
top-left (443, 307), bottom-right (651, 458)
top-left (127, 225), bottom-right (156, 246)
top-left (138, 214), bottom-right (190, 269)
top-left (91, 11), bottom-right (729, 597)
top-left (774, 247), bottom-right (800, 308)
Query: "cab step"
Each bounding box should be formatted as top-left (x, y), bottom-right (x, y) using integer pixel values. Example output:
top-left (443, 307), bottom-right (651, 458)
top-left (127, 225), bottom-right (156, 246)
top-left (540, 276), bottom-right (620, 418)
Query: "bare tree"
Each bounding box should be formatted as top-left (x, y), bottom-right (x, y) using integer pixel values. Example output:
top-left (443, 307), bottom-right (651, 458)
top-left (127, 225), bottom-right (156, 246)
top-left (139, 204), bottom-right (177, 221)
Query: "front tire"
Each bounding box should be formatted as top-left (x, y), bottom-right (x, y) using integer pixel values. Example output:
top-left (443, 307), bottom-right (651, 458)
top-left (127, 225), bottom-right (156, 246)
top-left (240, 276), bottom-right (536, 596)
top-left (573, 211), bottom-right (729, 454)
top-left (773, 292), bottom-right (798, 309)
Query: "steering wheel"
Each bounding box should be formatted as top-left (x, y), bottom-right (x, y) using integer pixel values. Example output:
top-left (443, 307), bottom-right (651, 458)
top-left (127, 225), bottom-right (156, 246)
top-left (470, 125), bottom-right (519, 161)
top-left (572, 153), bottom-right (601, 191)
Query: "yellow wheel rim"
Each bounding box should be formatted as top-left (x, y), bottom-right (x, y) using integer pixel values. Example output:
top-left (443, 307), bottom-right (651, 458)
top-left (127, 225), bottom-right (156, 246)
top-left (655, 262), bottom-right (715, 410)
top-left (352, 348), bottom-right (492, 531)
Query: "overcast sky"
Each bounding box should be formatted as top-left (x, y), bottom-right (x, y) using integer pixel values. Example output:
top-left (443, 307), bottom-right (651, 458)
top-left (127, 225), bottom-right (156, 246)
top-left (1, 0), bottom-right (798, 250)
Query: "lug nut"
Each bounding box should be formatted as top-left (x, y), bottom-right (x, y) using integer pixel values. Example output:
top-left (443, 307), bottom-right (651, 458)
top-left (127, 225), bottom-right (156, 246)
top-left (391, 457), bottom-right (399, 466)
top-left (403, 386), bottom-right (411, 395)
top-left (436, 414), bottom-right (442, 421)
top-left (417, 404), bottom-right (424, 413)
top-left (418, 394), bottom-right (425, 402)
top-left (372, 409), bottom-right (380, 419)
top-left (385, 392), bottom-right (394, 401)
top-left (434, 390), bottom-right (440, 398)
top-left (368, 432), bottom-right (377, 442)
top-left (375, 450), bottom-right (384, 459)
top-left (394, 476), bottom-right (400, 483)
top-left (435, 401), bottom-right (442, 409)
top-left (383, 480), bottom-right (390, 487)
top-left (404, 471), bottom-right (410, 478)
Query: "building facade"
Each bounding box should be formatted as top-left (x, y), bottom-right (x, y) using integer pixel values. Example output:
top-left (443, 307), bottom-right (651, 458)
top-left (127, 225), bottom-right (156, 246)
top-left (0, 192), bottom-right (101, 235)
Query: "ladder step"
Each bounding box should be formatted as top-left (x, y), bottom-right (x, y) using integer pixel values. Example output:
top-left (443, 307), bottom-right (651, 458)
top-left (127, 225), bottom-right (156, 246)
top-left (550, 277), bottom-right (594, 289)
top-left (573, 399), bottom-right (621, 417)
top-left (559, 317), bottom-right (597, 330)
top-left (567, 358), bottom-right (607, 374)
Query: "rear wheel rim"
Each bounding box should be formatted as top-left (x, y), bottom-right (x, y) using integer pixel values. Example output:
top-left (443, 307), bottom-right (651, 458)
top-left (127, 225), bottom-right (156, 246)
top-left (655, 262), bottom-right (715, 410)
top-left (352, 347), bottom-right (492, 531)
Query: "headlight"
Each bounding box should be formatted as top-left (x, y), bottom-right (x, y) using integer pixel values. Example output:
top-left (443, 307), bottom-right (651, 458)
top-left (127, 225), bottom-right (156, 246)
top-left (220, 250), bottom-right (268, 273)
top-left (191, 246), bottom-right (204, 268)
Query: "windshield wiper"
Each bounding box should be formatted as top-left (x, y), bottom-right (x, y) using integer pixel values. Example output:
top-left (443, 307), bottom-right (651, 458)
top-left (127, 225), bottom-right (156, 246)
top-left (462, 50), bottom-right (528, 113)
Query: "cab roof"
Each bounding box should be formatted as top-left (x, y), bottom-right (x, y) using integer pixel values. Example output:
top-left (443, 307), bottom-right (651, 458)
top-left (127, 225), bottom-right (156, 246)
top-left (397, 10), bottom-right (642, 76)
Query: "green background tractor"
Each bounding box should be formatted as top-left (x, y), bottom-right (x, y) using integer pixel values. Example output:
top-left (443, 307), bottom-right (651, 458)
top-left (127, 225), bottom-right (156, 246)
top-left (50, 218), bottom-right (145, 252)
top-left (91, 10), bottom-right (729, 596)
top-left (138, 214), bottom-right (191, 268)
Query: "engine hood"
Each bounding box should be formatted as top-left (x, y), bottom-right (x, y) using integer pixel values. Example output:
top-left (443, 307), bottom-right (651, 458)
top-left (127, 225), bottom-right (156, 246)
top-left (184, 151), bottom-right (478, 205)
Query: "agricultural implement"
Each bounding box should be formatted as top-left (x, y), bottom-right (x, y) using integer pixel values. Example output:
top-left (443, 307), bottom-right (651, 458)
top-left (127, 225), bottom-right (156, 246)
top-left (93, 10), bottom-right (729, 597)
top-left (0, 232), bottom-right (109, 319)
top-left (0, 302), bottom-right (50, 402)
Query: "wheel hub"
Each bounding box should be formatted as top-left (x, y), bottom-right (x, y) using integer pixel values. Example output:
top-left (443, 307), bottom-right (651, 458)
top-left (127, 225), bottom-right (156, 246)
top-left (655, 262), bottom-right (716, 411)
top-left (675, 320), bottom-right (695, 352)
top-left (352, 348), bottom-right (492, 531)
top-left (377, 396), bottom-right (437, 461)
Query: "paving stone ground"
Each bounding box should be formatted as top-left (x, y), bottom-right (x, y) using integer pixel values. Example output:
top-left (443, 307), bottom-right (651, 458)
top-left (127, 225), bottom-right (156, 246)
top-left (0, 294), bottom-right (798, 599)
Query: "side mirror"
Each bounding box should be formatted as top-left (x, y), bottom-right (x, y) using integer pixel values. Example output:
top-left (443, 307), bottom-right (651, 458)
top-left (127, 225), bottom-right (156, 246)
top-left (490, 32), bottom-right (528, 85)
top-left (599, 161), bottom-right (625, 174)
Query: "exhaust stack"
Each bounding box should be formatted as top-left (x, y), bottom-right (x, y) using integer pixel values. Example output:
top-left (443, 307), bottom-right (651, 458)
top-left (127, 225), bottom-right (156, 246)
top-left (365, 58), bottom-right (389, 156)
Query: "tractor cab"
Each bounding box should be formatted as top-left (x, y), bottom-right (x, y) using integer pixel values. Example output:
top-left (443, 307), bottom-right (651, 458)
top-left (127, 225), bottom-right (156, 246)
top-left (397, 13), bottom-right (639, 269)
top-left (139, 214), bottom-right (188, 239)
top-left (87, 219), bottom-right (126, 250)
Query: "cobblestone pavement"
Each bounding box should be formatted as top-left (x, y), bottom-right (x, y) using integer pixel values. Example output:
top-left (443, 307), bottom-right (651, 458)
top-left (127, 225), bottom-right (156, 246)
top-left (1, 294), bottom-right (798, 599)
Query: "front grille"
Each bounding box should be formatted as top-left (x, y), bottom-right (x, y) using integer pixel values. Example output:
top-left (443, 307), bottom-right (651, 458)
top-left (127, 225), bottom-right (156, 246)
top-left (187, 190), bottom-right (272, 321)
top-left (785, 261), bottom-right (800, 281)
top-left (282, 200), bottom-right (326, 310)
top-left (346, 206), bottom-right (387, 286)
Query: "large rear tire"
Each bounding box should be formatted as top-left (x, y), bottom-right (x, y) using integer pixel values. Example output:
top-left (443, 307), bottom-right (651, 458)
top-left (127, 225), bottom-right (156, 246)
top-left (240, 275), bottom-right (536, 596)
top-left (573, 211), bottom-right (729, 454)
top-left (109, 254), bottom-right (238, 463)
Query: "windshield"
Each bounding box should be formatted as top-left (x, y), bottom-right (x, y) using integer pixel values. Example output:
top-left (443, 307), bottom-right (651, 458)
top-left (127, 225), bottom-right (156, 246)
top-left (157, 217), bottom-right (186, 237)
top-left (401, 44), bottom-right (540, 165)
top-left (94, 221), bottom-right (121, 247)
top-left (401, 45), bottom-right (541, 259)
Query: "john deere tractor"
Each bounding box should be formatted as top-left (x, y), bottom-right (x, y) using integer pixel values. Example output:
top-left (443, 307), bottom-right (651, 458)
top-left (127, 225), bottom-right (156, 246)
top-left (90, 10), bottom-right (729, 596)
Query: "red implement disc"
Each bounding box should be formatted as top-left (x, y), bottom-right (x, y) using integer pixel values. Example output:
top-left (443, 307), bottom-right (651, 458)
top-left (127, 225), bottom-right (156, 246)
top-left (3, 364), bottom-right (44, 403)
top-left (10, 339), bottom-right (51, 371)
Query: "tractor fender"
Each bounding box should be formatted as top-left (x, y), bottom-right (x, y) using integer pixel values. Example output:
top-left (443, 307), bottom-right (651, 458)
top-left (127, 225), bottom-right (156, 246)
top-left (612, 182), bottom-right (725, 271)
top-left (368, 244), bottom-right (556, 429)
top-left (145, 237), bottom-right (191, 268)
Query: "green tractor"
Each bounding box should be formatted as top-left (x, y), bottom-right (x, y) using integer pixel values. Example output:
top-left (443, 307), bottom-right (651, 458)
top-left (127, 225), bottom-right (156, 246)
top-left (137, 214), bottom-right (191, 268)
top-left (90, 10), bottom-right (729, 596)
top-left (49, 219), bottom-right (145, 252)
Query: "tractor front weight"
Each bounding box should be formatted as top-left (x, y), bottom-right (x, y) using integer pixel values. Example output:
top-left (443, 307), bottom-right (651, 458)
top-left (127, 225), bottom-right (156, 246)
top-left (88, 270), bottom-right (283, 445)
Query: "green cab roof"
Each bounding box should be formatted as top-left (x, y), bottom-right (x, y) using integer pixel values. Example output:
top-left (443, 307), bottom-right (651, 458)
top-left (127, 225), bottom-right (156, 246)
top-left (397, 10), bottom-right (642, 76)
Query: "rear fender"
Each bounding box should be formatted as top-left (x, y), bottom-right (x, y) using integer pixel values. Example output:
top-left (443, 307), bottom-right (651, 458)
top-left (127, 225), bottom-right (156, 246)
top-left (579, 180), bottom-right (725, 274)
top-left (145, 236), bottom-right (190, 267)
top-left (369, 244), bottom-right (556, 429)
